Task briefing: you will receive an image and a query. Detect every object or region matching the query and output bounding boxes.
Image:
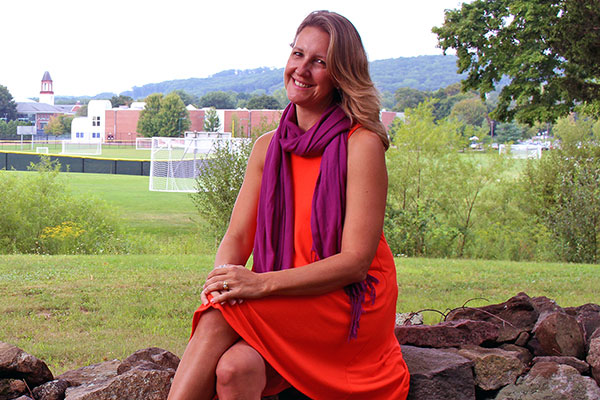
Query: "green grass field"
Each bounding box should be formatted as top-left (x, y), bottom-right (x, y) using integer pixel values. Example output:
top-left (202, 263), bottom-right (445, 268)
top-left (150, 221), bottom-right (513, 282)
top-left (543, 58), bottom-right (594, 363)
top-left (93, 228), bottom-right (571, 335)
top-left (0, 142), bottom-right (151, 160)
top-left (0, 169), bottom-right (599, 376)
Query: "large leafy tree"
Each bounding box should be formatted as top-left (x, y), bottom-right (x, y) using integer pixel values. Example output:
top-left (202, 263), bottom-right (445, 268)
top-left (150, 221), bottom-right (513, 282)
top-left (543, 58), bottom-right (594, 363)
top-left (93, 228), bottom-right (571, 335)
top-left (433, 0), bottom-right (600, 124)
top-left (137, 93), bottom-right (190, 137)
top-left (0, 85), bottom-right (18, 121)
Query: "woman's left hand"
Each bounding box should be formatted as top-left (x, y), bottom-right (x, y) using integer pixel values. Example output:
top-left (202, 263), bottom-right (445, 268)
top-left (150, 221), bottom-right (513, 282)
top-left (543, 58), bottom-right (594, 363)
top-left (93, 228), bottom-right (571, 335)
top-left (201, 264), bottom-right (267, 306)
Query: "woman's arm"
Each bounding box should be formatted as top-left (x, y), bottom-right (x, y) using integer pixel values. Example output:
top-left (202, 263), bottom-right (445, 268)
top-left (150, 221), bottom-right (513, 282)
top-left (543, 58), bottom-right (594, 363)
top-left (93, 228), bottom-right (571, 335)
top-left (204, 127), bottom-right (388, 303)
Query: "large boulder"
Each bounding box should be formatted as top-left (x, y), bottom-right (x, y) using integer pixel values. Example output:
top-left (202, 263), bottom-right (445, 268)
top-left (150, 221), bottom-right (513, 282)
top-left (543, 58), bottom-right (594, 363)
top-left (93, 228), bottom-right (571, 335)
top-left (401, 345), bottom-right (476, 400)
top-left (587, 329), bottom-right (600, 385)
top-left (532, 311), bottom-right (585, 358)
top-left (455, 345), bottom-right (527, 391)
top-left (116, 347), bottom-right (179, 375)
top-left (395, 319), bottom-right (498, 348)
top-left (64, 368), bottom-right (174, 400)
top-left (0, 342), bottom-right (53, 387)
top-left (57, 360), bottom-right (120, 387)
top-left (64, 348), bottom-right (179, 400)
top-left (565, 304), bottom-right (600, 351)
top-left (495, 361), bottom-right (600, 399)
top-left (446, 292), bottom-right (539, 342)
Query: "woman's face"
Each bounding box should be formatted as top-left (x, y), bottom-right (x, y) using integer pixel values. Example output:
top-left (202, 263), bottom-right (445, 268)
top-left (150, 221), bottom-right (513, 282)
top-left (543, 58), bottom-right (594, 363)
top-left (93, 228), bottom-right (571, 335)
top-left (284, 26), bottom-right (336, 115)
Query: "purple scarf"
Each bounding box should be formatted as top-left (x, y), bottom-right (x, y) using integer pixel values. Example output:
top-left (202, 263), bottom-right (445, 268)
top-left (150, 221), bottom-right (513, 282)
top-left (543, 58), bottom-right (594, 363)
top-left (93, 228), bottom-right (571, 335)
top-left (253, 102), bottom-right (377, 340)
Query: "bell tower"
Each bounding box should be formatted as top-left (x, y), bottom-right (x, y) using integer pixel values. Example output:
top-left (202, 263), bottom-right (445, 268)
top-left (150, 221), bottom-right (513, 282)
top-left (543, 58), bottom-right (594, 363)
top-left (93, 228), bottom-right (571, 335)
top-left (39, 71), bottom-right (54, 105)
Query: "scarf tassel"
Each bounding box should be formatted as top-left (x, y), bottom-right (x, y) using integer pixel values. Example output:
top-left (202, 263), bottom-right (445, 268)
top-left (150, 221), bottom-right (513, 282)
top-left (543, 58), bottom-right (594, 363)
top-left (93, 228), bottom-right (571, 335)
top-left (345, 273), bottom-right (379, 340)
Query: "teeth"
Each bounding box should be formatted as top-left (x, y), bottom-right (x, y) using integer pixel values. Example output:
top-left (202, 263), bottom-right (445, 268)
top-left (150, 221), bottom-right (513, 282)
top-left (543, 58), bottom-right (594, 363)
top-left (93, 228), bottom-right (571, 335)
top-left (294, 79), bottom-right (310, 88)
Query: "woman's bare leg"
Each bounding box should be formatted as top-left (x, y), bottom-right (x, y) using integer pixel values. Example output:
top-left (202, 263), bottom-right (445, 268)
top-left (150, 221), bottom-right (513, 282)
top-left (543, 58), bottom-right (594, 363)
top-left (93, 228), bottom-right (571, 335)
top-left (215, 340), bottom-right (267, 400)
top-left (168, 308), bottom-right (240, 400)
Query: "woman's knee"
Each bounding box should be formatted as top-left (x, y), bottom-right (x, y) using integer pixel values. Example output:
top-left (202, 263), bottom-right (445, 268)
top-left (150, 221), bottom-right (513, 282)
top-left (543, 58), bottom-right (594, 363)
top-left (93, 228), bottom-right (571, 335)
top-left (216, 342), bottom-right (266, 387)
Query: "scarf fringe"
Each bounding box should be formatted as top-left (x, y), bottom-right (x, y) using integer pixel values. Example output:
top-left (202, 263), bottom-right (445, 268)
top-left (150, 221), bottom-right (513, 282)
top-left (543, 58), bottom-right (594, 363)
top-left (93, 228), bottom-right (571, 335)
top-left (345, 274), bottom-right (379, 340)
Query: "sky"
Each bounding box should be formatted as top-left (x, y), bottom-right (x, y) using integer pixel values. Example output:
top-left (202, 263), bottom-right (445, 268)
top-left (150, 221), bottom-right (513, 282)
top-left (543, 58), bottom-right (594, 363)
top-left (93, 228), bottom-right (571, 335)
top-left (1, 0), bottom-right (463, 100)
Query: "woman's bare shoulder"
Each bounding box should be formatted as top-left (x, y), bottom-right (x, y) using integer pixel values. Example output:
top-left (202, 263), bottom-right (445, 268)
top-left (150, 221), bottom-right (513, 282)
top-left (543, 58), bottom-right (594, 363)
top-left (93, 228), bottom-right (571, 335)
top-left (348, 127), bottom-right (385, 155)
top-left (248, 130), bottom-right (277, 169)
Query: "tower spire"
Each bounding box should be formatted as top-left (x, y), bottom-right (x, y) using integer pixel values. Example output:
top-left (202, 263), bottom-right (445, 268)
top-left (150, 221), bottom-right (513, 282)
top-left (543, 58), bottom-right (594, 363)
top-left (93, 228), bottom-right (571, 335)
top-left (40, 71), bottom-right (54, 105)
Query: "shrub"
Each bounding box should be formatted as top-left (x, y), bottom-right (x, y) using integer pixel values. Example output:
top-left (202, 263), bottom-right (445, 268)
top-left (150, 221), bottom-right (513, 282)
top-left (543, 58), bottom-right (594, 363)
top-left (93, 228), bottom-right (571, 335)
top-left (0, 157), bottom-right (126, 254)
top-left (190, 139), bottom-right (254, 243)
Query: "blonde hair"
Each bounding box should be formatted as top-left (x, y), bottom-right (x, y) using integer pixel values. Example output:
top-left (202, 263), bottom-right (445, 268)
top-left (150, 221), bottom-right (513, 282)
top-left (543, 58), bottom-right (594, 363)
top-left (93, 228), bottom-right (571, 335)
top-left (294, 10), bottom-right (389, 149)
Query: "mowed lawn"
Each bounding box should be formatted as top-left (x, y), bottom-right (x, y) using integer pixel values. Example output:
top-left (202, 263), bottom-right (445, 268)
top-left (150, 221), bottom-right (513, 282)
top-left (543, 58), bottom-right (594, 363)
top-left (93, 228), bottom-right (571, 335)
top-left (63, 172), bottom-right (197, 235)
top-left (1, 170), bottom-right (599, 375)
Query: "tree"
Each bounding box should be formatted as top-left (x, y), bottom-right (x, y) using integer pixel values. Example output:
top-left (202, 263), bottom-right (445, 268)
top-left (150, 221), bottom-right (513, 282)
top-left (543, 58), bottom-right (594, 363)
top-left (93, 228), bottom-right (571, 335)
top-left (172, 90), bottom-right (198, 106)
top-left (137, 94), bottom-right (162, 137)
top-left (450, 97), bottom-right (488, 127)
top-left (246, 94), bottom-right (281, 110)
top-left (199, 91), bottom-right (236, 109)
top-left (137, 93), bottom-right (189, 137)
top-left (0, 85), bottom-right (18, 121)
top-left (157, 92), bottom-right (190, 137)
top-left (393, 87), bottom-right (429, 112)
top-left (110, 95), bottom-right (133, 108)
top-left (46, 115), bottom-right (74, 135)
top-left (433, 0), bottom-right (600, 124)
top-left (203, 107), bottom-right (221, 132)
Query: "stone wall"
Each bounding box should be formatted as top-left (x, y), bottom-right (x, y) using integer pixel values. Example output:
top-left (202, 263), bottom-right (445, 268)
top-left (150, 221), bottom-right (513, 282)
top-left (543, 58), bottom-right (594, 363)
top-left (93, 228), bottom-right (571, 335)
top-left (2, 292), bottom-right (600, 400)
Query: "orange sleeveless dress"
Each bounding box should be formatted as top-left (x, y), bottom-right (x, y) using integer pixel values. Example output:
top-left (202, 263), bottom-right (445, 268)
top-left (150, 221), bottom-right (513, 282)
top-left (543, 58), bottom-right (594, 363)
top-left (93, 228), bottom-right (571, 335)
top-left (191, 128), bottom-right (410, 399)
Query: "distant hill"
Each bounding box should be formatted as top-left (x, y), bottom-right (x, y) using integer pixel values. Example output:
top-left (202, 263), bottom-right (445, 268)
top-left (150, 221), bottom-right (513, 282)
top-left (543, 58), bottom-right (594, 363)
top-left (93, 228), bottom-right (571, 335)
top-left (55, 55), bottom-right (464, 102)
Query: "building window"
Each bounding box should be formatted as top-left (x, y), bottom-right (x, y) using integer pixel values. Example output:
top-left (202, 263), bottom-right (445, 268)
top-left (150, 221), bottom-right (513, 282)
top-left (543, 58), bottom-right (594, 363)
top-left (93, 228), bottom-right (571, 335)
top-left (92, 116), bottom-right (101, 127)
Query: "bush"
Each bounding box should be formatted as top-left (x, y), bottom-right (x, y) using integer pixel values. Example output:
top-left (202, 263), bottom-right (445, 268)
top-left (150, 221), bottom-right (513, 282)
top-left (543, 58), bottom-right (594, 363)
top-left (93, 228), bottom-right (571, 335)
top-left (190, 139), bottom-right (254, 243)
top-left (0, 157), bottom-right (126, 254)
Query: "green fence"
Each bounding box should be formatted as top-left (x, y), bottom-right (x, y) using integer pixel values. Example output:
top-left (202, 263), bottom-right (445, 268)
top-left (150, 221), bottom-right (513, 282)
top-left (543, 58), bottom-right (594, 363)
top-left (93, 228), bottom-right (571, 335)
top-left (0, 151), bottom-right (150, 176)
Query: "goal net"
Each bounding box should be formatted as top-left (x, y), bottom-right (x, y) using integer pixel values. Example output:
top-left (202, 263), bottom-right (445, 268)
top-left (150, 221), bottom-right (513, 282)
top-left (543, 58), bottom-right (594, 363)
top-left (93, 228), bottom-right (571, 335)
top-left (150, 137), bottom-right (229, 192)
top-left (498, 143), bottom-right (543, 159)
top-left (61, 141), bottom-right (102, 156)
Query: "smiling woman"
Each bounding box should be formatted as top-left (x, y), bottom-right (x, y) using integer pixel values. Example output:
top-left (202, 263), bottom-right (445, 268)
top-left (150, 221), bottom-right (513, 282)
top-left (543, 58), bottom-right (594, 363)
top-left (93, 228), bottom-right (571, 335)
top-left (168, 10), bottom-right (410, 400)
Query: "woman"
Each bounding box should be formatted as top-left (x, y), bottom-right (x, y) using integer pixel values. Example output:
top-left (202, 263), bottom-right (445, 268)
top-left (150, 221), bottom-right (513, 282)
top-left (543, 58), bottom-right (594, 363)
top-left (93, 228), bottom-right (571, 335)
top-left (168, 11), bottom-right (410, 400)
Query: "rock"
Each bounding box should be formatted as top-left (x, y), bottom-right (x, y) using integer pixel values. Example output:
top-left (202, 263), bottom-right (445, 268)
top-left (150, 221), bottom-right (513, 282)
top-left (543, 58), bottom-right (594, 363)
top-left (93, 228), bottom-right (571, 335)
top-left (401, 345), bottom-right (475, 400)
top-left (532, 312), bottom-right (585, 358)
top-left (532, 356), bottom-right (590, 374)
top-left (395, 319), bottom-right (498, 348)
top-left (455, 345), bottom-right (527, 391)
top-left (0, 378), bottom-right (28, 400)
top-left (116, 347), bottom-right (179, 375)
top-left (587, 330), bottom-right (600, 385)
top-left (32, 379), bottom-right (69, 400)
top-left (56, 360), bottom-right (120, 387)
top-left (64, 367), bottom-right (173, 400)
top-left (566, 304), bottom-right (600, 351)
top-left (446, 292), bottom-right (539, 342)
top-left (499, 344), bottom-right (533, 365)
top-left (495, 361), bottom-right (600, 399)
top-left (0, 342), bottom-right (53, 387)
top-left (514, 331), bottom-right (530, 347)
top-left (531, 296), bottom-right (563, 316)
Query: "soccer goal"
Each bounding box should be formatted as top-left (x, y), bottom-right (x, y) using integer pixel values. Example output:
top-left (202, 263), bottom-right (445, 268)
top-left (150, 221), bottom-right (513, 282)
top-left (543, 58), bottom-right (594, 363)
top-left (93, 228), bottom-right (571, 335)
top-left (149, 136), bottom-right (248, 192)
top-left (61, 141), bottom-right (102, 156)
top-left (150, 137), bottom-right (214, 192)
top-left (499, 143), bottom-right (543, 159)
top-left (35, 147), bottom-right (49, 154)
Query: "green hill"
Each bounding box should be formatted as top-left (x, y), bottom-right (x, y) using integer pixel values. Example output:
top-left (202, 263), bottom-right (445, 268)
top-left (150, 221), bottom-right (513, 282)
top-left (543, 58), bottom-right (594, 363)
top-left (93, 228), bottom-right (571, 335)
top-left (121, 55), bottom-right (463, 99)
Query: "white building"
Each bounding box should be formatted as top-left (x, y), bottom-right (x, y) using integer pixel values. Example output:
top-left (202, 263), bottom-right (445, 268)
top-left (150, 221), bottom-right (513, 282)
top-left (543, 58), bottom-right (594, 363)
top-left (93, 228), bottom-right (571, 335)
top-left (70, 100), bottom-right (112, 142)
